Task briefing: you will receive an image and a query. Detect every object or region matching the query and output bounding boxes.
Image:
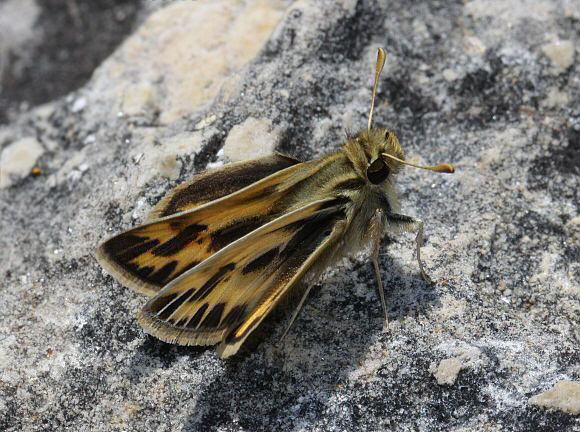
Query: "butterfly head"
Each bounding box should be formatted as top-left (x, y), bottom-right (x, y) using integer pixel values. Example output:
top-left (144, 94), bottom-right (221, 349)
top-left (344, 127), bottom-right (405, 186)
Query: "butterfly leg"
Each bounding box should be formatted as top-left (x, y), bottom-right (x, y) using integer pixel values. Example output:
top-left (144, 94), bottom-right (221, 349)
top-left (370, 209), bottom-right (389, 331)
top-left (276, 283), bottom-right (314, 345)
top-left (385, 214), bottom-right (432, 284)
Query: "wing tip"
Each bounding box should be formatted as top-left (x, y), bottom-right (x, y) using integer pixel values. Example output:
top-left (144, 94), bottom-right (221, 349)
top-left (216, 341), bottom-right (242, 358)
top-left (94, 239), bottom-right (160, 296)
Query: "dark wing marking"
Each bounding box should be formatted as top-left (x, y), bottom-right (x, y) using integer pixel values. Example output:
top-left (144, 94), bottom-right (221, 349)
top-left (137, 196), bottom-right (351, 357)
top-left (148, 153), bottom-right (300, 220)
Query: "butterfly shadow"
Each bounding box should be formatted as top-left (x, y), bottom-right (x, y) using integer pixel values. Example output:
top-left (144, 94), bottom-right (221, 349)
top-left (172, 247), bottom-right (443, 431)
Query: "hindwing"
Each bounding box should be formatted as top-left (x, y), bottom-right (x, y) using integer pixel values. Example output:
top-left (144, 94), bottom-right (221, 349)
top-left (137, 196), bottom-right (351, 357)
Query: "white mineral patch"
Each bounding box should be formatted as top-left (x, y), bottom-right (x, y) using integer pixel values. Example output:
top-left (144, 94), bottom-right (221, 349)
top-left (543, 87), bottom-right (570, 108)
top-left (120, 81), bottom-right (157, 116)
top-left (442, 69), bottom-right (459, 82)
top-left (0, 137), bottom-right (44, 188)
top-left (223, 117), bottom-right (282, 161)
top-left (529, 380), bottom-right (580, 414)
top-left (541, 40), bottom-right (576, 69)
top-left (434, 358), bottom-right (462, 385)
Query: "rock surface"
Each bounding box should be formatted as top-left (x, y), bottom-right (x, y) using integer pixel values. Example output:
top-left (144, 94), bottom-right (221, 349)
top-left (1, 0), bottom-right (579, 431)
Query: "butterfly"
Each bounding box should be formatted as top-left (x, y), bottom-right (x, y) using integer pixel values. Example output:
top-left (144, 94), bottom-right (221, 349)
top-left (95, 48), bottom-right (454, 358)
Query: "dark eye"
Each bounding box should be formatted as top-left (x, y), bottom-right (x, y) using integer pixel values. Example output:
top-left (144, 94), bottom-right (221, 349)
top-left (367, 159), bottom-right (389, 184)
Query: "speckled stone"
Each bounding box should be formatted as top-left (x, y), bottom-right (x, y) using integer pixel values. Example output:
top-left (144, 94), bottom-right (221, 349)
top-left (1, 0), bottom-right (579, 431)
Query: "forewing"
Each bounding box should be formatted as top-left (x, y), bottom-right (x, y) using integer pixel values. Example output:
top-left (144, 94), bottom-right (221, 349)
top-left (137, 196), bottom-right (351, 358)
top-left (95, 158), bottom-right (320, 296)
top-left (148, 154), bottom-right (300, 220)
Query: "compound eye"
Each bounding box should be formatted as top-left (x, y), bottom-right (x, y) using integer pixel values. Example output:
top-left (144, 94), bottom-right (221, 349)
top-left (367, 159), bottom-right (389, 184)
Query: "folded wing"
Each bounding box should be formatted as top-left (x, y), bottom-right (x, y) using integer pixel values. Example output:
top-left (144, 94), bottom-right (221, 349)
top-left (137, 196), bottom-right (351, 357)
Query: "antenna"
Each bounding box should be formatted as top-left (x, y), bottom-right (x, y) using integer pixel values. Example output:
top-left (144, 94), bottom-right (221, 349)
top-left (370, 48), bottom-right (455, 175)
top-left (381, 152), bottom-right (455, 173)
top-left (368, 48), bottom-right (386, 131)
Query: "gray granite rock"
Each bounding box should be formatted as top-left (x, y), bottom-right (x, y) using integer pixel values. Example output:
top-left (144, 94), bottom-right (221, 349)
top-left (1, 0), bottom-right (579, 430)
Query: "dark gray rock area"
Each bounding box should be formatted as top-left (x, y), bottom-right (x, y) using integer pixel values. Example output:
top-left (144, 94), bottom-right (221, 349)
top-left (1, 0), bottom-right (579, 430)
